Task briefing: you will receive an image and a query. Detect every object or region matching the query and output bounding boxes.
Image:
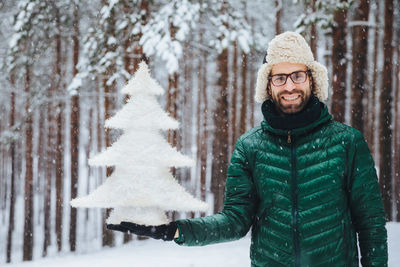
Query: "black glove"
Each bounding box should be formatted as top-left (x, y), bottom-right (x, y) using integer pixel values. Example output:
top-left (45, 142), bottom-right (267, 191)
top-left (107, 221), bottom-right (178, 241)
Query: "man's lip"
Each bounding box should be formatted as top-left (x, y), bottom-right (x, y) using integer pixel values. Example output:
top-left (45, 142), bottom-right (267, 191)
top-left (281, 94), bottom-right (301, 101)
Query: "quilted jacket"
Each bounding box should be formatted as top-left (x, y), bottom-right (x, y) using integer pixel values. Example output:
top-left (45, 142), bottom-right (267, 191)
top-left (175, 104), bottom-right (388, 266)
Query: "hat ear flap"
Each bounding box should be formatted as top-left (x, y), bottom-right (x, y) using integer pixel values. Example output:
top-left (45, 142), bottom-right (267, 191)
top-left (308, 61), bottom-right (329, 101)
top-left (307, 71), bottom-right (315, 94)
top-left (255, 63), bottom-right (271, 103)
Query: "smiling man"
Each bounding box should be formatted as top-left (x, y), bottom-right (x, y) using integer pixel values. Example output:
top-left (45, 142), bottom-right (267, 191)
top-left (107, 32), bottom-right (388, 267)
top-left (268, 62), bottom-right (312, 114)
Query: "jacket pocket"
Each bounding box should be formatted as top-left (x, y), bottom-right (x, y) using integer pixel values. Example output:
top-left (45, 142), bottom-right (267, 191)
top-left (252, 201), bottom-right (272, 240)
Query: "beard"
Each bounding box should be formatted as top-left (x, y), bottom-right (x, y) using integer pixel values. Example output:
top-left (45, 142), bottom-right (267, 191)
top-left (271, 90), bottom-right (311, 115)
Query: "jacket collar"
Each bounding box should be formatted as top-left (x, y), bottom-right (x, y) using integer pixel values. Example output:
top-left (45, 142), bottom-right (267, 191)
top-left (261, 96), bottom-right (332, 138)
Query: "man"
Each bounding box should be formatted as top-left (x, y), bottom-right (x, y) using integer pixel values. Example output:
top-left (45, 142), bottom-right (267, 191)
top-left (108, 32), bottom-right (388, 266)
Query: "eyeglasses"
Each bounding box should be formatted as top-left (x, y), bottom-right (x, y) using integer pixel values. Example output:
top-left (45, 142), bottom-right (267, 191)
top-left (269, 70), bottom-right (309, 86)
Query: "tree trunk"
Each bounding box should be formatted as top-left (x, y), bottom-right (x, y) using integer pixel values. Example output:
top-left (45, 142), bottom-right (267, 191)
top-left (167, 21), bottom-right (180, 153)
top-left (55, 103), bottom-right (64, 252)
top-left (197, 5), bottom-right (208, 209)
top-left (350, 0), bottom-right (370, 133)
top-left (43, 120), bottom-right (51, 257)
top-left (133, 0), bottom-right (149, 68)
top-left (231, 40), bottom-right (238, 150)
top-left (37, 88), bottom-right (48, 258)
top-left (44, 83), bottom-right (55, 257)
top-left (211, 1), bottom-right (230, 211)
top-left (23, 64), bottom-right (33, 262)
top-left (275, 0), bottom-right (282, 35)
top-left (239, 52), bottom-right (248, 136)
top-left (167, 72), bottom-right (179, 148)
top-left (330, 1), bottom-right (348, 123)
top-left (249, 18), bottom-right (256, 128)
top-left (54, 10), bottom-right (64, 251)
top-left (310, 0), bottom-right (317, 57)
top-left (366, 1), bottom-right (380, 157)
top-left (394, 44), bottom-right (400, 221)
top-left (182, 39), bottom-right (193, 185)
top-left (102, 0), bottom-right (118, 246)
top-left (211, 46), bottom-right (229, 212)
top-left (199, 53), bottom-right (208, 204)
top-left (39, 104), bottom-right (49, 257)
top-left (379, 0), bottom-right (394, 220)
top-left (6, 75), bottom-right (16, 263)
top-left (70, 3), bottom-right (80, 251)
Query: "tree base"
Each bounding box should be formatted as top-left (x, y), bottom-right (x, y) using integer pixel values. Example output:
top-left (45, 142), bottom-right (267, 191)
top-left (106, 206), bottom-right (169, 226)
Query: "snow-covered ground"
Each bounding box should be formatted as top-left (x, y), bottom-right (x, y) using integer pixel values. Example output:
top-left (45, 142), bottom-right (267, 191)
top-left (7, 222), bottom-right (400, 267)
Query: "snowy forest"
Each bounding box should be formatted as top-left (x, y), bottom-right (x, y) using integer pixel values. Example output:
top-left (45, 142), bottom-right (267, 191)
top-left (0, 0), bottom-right (400, 264)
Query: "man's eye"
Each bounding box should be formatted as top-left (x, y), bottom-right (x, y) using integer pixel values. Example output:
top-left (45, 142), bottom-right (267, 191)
top-left (293, 73), bottom-right (305, 80)
top-left (274, 76), bottom-right (285, 82)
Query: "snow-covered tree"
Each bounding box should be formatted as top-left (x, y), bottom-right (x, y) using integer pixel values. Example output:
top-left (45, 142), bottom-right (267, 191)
top-left (71, 62), bottom-right (208, 225)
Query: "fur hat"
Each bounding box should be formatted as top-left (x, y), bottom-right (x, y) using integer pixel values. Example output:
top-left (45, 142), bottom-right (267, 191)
top-left (254, 31), bottom-right (329, 103)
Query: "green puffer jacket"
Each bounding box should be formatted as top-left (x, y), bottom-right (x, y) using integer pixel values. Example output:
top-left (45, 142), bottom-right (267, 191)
top-left (175, 104), bottom-right (388, 267)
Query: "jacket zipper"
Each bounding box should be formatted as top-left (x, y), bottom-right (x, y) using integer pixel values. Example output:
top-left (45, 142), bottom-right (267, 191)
top-left (289, 132), bottom-right (300, 267)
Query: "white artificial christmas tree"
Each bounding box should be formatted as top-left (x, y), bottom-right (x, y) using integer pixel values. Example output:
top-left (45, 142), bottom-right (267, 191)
top-left (71, 62), bottom-right (208, 225)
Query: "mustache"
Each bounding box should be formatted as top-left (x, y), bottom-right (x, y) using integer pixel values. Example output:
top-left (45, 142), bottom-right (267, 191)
top-left (278, 90), bottom-right (304, 97)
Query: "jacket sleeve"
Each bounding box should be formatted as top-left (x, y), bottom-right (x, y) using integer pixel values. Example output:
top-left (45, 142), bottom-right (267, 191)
top-left (348, 130), bottom-right (388, 266)
top-left (174, 137), bottom-right (258, 246)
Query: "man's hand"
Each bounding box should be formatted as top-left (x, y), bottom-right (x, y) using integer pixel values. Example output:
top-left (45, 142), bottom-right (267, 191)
top-left (107, 221), bottom-right (178, 241)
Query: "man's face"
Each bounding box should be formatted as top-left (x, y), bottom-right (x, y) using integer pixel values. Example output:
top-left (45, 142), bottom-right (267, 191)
top-left (268, 62), bottom-right (312, 114)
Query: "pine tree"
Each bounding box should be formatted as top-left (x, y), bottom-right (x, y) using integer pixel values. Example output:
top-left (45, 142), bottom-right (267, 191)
top-left (71, 62), bottom-right (208, 225)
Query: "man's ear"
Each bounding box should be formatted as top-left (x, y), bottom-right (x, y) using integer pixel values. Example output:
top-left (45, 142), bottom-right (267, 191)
top-left (267, 84), bottom-right (272, 97)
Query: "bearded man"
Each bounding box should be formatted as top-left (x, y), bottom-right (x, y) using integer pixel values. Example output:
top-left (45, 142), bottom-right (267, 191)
top-left (108, 32), bottom-right (388, 267)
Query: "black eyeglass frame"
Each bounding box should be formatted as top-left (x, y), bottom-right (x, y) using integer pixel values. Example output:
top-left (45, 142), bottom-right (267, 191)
top-left (269, 70), bottom-right (311, 87)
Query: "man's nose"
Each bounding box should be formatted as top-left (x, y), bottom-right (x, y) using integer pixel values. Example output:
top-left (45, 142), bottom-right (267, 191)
top-left (284, 77), bottom-right (296, 91)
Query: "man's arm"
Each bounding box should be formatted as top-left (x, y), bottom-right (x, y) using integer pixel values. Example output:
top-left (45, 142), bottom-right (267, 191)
top-left (174, 137), bottom-right (258, 246)
top-left (348, 130), bottom-right (388, 266)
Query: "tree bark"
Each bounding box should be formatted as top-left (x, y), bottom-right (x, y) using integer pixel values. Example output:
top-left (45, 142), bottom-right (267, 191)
top-left (43, 119), bottom-right (51, 257)
top-left (199, 53), bottom-right (208, 204)
top-left (167, 21), bottom-right (180, 153)
top-left (102, 1), bottom-right (117, 246)
top-left (23, 64), bottom-right (33, 262)
top-left (239, 52), bottom-right (248, 136)
top-left (6, 75), bottom-right (16, 263)
top-left (69, 3), bottom-right (80, 251)
top-left (350, 0), bottom-right (370, 133)
top-left (133, 0), bottom-right (149, 68)
top-left (211, 46), bottom-right (229, 212)
top-left (249, 18), bottom-right (256, 128)
top-left (167, 72), bottom-right (179, 148)
top-left (394, 41), bottom-right (400, 222)
top-left (44, 80), bottom-right (55, 257)
top-left (231, 40), bottom-right (238, 150)
top-left (379, 0), bottom-right (394, 220)
top-left (275, 0), bottom-right (282, 35)
top-left (211, 1), bottom-right (229, 212)
top-left (197, 4), bottom-right (208, 209)
top-left (183, 39), bottom-right (193, 184)
top-left (330, 1), bottom-right (348, 123)
top-left (310, 0), bottom-right (317, 57)
top-left (366, 1), bottom-right (380, 157)
top-left (54, 9), bottom-right (64, 251)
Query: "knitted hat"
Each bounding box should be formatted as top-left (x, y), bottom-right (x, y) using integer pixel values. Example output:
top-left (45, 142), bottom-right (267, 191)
top-left (254, 31), bottom-right (329, 103)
